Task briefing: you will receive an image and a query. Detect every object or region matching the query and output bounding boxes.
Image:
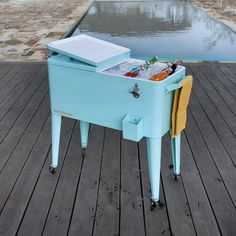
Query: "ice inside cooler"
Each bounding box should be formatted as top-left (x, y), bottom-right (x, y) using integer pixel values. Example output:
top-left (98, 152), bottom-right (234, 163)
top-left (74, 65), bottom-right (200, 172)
top-left (103, 58), bottom-right (183, 80)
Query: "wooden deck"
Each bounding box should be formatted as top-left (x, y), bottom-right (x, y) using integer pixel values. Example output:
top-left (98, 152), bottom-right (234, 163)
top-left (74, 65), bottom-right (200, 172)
top-left (0, 62), bottom-right (236, 236)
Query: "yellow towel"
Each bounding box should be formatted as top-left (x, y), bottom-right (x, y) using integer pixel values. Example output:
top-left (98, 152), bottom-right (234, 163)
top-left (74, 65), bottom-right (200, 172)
top-left (171, 75), bottom-right (193, 137)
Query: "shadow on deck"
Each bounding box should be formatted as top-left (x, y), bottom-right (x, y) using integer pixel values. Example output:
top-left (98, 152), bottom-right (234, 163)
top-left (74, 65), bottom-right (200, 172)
top-left (0, 62), bottom-right (236, 236)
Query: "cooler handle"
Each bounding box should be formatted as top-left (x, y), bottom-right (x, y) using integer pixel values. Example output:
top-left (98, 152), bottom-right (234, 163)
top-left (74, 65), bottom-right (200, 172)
top-left (166, 82), bottom-right (182, 94)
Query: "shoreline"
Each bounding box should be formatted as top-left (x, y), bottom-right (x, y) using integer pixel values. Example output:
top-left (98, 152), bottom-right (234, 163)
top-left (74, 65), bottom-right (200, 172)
top-left (192, 0), bottom-right (236, 33)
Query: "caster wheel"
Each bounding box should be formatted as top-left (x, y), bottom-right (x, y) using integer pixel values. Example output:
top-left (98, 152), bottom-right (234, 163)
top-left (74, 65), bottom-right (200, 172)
top-left (82, 148), bottom-right (86, 157)
top-left (150, 200), bottom-right (164, 211)
top-left (168, 164), bottom-right (174, 170)
top-left (174, 174), bottom-right (180, 181)
top-left (49, 166), bottom-right (56, 174)
top-left (150, 201), bottom-right (157, 211)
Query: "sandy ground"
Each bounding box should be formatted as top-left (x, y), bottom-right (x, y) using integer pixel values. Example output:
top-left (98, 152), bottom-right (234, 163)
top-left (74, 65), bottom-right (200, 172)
top-left (192, 0), bottom-right (236, 32)
top-left (0, 0), bottom-right (93, 62)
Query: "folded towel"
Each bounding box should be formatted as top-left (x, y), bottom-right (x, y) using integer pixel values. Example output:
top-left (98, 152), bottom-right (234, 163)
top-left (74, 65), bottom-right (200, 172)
top-left (171, 75), bottom-right (193, 137)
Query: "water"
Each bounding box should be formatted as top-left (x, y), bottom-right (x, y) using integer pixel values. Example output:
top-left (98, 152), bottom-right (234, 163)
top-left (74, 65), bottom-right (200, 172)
top-left (72, 0), bottom-right (236, 61)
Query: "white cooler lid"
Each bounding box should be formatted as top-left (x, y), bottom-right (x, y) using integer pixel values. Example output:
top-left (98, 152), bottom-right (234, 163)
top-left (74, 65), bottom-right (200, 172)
top-left (48, 35), bottom-right (130, 67)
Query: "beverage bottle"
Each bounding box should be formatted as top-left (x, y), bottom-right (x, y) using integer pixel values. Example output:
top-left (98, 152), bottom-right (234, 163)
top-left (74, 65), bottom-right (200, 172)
top-left (147, 56), bottom-right (158, 67)
top-left (124, 56), bottom-right (158, 78)
top-left (149, 58), bottom-right (182, 81)
top-left (169, 58), bottom-right (182, 75)
top-left (149, 67), bottom-right (173, 81)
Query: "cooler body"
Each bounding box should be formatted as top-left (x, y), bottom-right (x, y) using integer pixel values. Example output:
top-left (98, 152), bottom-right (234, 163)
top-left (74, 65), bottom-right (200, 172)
top-left (48, 54), bottom-right (185, 140)
top-left (47, 35), bottom-right (186, 205)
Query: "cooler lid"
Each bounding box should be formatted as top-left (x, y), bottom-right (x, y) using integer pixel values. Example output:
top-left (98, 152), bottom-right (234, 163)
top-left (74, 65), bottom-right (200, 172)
top-left (47, 35), bottom-right (130, 67)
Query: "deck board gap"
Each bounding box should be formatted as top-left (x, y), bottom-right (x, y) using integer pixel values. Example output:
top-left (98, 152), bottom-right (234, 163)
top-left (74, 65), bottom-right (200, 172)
top-left (137, 141), bottom-right (147, 236)
top-left (91, 127), bottom-right (106, 236)
top-left (66, 122), bottom-right (87, 236)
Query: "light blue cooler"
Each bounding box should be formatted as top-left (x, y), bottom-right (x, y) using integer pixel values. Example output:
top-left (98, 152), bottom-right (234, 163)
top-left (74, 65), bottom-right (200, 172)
top-left (47, 35), bottom-right (185, 210)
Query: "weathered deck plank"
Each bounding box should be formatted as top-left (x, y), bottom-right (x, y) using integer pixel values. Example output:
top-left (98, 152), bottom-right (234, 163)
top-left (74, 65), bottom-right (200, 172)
top-left (16, 118), bottom-right (75, 236)
top-left (0, 95), bottom-right (49, 213)
top-left (0, 116), bottom-right (52, 236)
top-left (188, 67), bottom-right (236, 199)
top-left (186, 65), bottom-right (236, 138)
top-left (208, 64), bottom-right (236, 100)
top-left (68, 125), bottom-right (105, 236)
top-left (0, 64), bottom-right (23, 93)
top-left (120, 139), bottom-right (145, 236)
top-left (41, 122), bottom-right (83, 236)
top-left (0, 78), bottom-right (48, 172)
top-left (180, 133), bottom-right (221, 236)
top-left (0, 62), bottom-right (235, 236)
top-left (185, 111), bottom-right (236, 235)
top-left (219, 64), bottom-right (236, 85)
top-left (161, 135), bottom-right (196, 236)
top-left (93, 128), bottom-right (121, 236)
top-left (0, 64), bottom-right (14, 81)
top-left (0, 66), bottom-right (47, 121)
top-left (189, 65), bottom-right (236, 166)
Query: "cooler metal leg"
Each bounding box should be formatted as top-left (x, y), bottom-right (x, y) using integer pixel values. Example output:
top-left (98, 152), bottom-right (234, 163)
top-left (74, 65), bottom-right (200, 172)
top-left (171, 133), bottom-right (181, 178)
top-left (146, 138), bottom-right (164, 210)
top-left (50, 113), bottom-right (62, 174)
top-left (80, 120), bottom-right (89, 155)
